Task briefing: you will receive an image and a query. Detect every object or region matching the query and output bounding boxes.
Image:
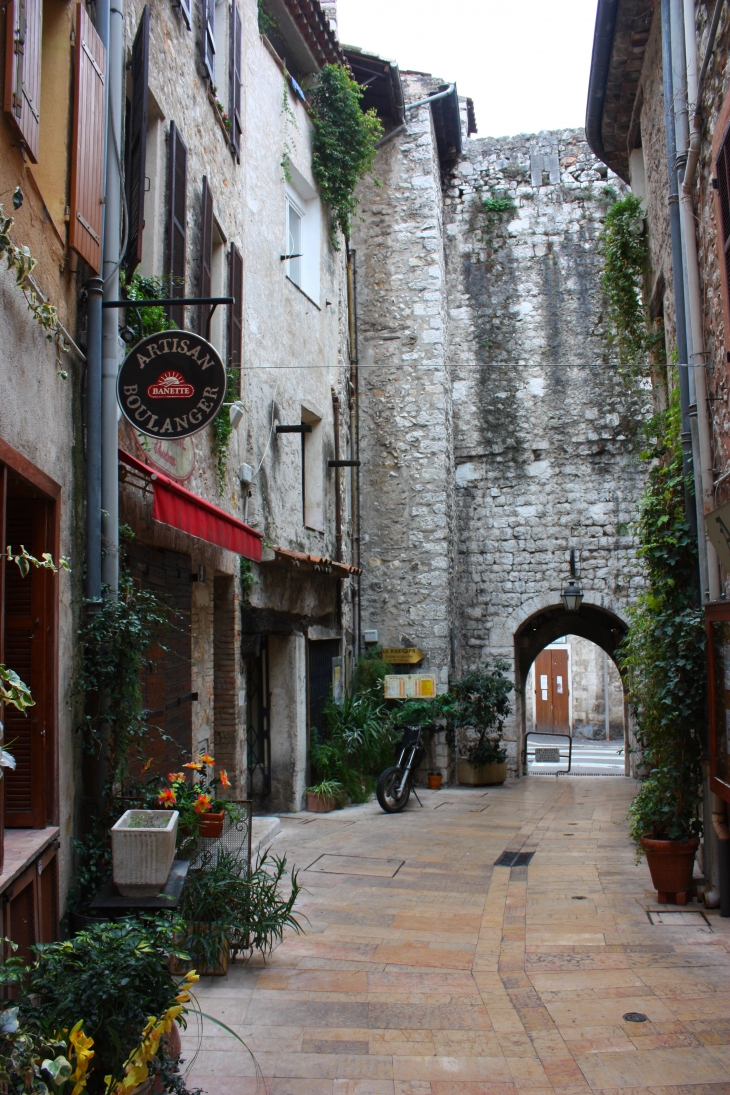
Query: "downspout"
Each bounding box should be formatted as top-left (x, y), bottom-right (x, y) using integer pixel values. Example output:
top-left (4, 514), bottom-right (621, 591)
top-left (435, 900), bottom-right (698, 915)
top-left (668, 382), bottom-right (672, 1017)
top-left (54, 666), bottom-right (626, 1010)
top-left (101, 0), bottom-right (124, 594)
top-left (375, 83), bottom-right (455, 149)
top-left (331, 390), bottom-right (342, 563)
top-left (676, 0), bottom-right (720, 600)
top-left (661, 0), bottom-right (697, 545)
top-left (346, 247), bottom-right (360, 658)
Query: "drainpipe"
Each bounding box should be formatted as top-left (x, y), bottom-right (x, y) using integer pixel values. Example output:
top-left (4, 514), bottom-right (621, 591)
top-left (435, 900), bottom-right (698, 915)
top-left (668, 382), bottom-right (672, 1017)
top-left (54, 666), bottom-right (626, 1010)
top-left (346, 247), bottom-right (360, 657)
top-left (331, 390), bottom-right (342, 563)
top-left (101, 0), bottom-right (124, 594)
top-left (661, 0), bottom-right (697, 545)
top-left (376, 83), bottom-right (456, 149)
top-left (675, 0), bottom-right (720, 601)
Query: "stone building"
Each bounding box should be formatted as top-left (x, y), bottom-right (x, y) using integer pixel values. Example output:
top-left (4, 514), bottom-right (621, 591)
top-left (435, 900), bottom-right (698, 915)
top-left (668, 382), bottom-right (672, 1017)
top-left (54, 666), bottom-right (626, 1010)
top-left (116, 0), bottom-right (358, 814)
top-left (351, 74), bottom-right (652, 776)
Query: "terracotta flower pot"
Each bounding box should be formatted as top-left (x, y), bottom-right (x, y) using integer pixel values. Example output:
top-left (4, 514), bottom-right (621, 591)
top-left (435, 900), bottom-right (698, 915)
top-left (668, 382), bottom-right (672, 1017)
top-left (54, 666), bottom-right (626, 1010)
top-left (457, 759), bottom-right (507, 786)
top-left (198, 810), bottom-right (225, 838)
top-left (641, 836), bottom-right (699, 903)
top-left (427, 773), bottom-right (442, 790)
top-left (307, 792), bottom-right (335, 813)
top-left (148, 1025), bottom-right (182, 1094)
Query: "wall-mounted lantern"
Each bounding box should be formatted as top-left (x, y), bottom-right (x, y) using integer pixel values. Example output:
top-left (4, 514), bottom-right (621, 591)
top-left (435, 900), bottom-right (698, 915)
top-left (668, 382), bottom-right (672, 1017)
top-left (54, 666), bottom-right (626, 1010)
top-left (561, 548), bottom-right (583, 612)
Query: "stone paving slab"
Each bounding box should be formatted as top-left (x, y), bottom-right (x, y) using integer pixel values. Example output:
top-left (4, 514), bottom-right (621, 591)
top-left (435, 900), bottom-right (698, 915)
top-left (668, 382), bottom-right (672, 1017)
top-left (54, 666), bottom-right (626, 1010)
top-left (181, 779), bottom-right (730, 1094)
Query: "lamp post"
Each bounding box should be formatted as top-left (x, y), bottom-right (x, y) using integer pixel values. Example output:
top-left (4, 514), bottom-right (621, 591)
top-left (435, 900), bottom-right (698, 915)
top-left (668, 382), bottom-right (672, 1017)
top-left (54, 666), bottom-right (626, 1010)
top-left (562, 548), bottom-right (583, 612)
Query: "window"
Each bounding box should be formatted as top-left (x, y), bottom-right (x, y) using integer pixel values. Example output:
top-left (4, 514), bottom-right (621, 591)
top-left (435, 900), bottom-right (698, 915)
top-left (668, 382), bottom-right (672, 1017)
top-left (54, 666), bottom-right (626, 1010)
top-left (284, 164), bottom-right (321, 304)
top-left (286, 200), bottom-right (303, 287)
top-left (140, 99), bottom-right (165, 276)
top-left (629, 146), bottom-right (647, 209)
top-left (301, 406), bottom-right (324, 531)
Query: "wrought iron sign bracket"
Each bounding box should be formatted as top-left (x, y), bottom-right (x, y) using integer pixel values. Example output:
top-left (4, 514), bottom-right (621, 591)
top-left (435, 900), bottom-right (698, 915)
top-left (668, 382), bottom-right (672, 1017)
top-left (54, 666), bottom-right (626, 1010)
top-left (103, 296), bottom-right (235, 342)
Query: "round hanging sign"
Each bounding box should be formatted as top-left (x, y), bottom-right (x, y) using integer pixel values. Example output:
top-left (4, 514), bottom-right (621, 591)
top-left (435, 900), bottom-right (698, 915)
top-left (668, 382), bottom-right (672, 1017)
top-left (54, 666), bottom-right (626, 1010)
top-left (134, 432), bottom-right (196, 481)
top-left (117, 331), bottom-right (226, 439)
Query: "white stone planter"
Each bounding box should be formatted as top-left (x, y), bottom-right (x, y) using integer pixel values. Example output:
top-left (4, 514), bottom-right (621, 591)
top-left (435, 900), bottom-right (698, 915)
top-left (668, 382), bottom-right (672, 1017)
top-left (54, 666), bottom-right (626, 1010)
top-left (111, 810), bottom-right (179, 897)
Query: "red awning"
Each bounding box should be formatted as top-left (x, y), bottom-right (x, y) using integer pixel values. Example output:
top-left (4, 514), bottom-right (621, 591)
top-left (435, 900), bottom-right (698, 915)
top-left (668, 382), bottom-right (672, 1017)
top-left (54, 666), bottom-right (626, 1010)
top-left (119, 449), bottom-right (263, 562)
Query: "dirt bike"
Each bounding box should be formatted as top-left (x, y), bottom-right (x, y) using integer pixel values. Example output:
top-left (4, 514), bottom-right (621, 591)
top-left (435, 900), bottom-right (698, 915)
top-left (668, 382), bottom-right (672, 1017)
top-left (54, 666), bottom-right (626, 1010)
top-left (376, 725), bottom-right (426, 813)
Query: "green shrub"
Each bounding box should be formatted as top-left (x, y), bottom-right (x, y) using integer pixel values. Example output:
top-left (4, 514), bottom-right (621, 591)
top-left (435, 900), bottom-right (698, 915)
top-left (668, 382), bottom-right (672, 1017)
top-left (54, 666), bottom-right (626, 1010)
top-left (450, 662), bottom-right (513, 769)
top-left (619, 389), bottom-right (704, 849)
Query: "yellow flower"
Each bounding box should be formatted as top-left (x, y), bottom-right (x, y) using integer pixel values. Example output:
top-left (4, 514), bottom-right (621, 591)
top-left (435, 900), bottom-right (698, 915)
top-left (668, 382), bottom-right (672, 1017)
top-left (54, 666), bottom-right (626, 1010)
top-left (197, 753), bottom-right (215, 766)
top-left (219, 769), bottom-right (231, 788)
top-left (182, 761), bottom-right (202, 771)
top-left (141, 758), bottom-right (153, 772)
top-left (67, 1020), bottom-right (94, 1095)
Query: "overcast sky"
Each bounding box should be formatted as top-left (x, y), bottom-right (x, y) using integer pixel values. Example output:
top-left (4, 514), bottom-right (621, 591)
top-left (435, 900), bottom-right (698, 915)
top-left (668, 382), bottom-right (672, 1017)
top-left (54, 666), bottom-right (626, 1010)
top-left (337, 0), bottom-right (599, 140)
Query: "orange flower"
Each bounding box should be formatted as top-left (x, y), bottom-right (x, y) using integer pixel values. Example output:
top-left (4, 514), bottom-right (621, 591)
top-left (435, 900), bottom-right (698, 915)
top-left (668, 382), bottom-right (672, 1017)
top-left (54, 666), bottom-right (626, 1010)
top-left (183, 761), bottom-right (203, 771)
top-left (167, 772), bottom-right (186, 783)
top-left (193, 793), bottom-right (212, 814)
top-left (141, 758), bottom-right (153, 772)
top-left (158, 788), bottom-right (176, 807)
top-left (197, 753), bottom-right (215, 766)
top-left (219, 769), bottom-right (230, 788)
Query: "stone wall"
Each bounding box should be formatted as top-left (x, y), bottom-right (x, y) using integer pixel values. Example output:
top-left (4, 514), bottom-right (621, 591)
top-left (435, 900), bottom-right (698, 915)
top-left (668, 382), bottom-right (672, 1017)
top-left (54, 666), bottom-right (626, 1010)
top-left (354, 93), bottom-right (651, 778)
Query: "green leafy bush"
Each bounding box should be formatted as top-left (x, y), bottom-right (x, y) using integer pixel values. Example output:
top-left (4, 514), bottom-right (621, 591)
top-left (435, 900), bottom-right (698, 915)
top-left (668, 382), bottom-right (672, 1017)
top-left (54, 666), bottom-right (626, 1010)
top-left (600, 193), bottom-right (650, 369)
top-left (121, 272), bottom-right (176, 342)
top-left (311, 688), bottom-right (395, 802)
top-left (310, 64), bottom-right (383, 242)
top-left (450, 662), bottom-right (513, 769)
top-left (0, 920), bottom-right (188, 1095)
top-left (178, 850), bottom-right (302, 966)
top-left (619, 389), bottom-right (705, 848)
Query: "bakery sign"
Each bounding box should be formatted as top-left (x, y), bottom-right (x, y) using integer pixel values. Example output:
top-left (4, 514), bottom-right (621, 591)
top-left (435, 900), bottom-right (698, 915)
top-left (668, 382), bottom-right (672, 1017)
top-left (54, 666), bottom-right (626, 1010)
top-left (117, 331), bottom-right (226, 439)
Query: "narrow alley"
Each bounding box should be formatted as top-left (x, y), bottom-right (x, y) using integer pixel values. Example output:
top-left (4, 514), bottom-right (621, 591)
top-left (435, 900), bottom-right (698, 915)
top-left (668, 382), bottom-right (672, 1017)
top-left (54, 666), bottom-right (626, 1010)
top-left (184, 778), bottom-right (730, 1093)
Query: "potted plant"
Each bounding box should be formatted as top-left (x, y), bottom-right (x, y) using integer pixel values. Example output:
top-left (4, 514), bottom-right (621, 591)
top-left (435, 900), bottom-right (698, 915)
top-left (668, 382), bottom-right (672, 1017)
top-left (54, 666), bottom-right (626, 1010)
top-left (111, 809), bottom-right (179, 897)
top-left (306, 779), bottom-right (343, 813)
top-left (154, 753), bottom-right (238, 840)
top-left (451, 663), bottom-right (513, 786)
top-left (0, 920), bottom-right (195, 1094)
top-left (176, 848), bottom-right (303, 975)
top-left (628, 767), bottom-right (701, 903)
top-left (427, 771), bottom-right (442, 790)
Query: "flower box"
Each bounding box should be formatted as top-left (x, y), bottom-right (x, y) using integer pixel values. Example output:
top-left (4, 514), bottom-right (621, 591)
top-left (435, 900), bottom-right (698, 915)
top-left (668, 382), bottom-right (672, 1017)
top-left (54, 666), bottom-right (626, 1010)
top-left (111, 809), bottom-right (179, 897)
top-left (456, 759), bottom-right (507, 786)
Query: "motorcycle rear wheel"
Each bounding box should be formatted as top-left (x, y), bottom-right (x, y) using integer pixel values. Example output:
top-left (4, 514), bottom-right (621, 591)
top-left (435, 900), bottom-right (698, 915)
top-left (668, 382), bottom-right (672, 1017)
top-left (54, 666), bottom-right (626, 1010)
top-left (377, 766), bottom-right (411, 813)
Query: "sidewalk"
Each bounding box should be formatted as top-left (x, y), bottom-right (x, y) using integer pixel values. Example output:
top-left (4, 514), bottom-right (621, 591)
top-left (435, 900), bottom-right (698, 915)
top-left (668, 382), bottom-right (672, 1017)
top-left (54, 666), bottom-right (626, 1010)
top-left (181, 777), bottom-right (730, 1095)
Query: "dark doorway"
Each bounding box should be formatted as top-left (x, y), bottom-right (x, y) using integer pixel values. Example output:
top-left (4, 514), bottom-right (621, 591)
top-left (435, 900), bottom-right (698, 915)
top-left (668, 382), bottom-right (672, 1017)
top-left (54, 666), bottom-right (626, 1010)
top-left (307, 638), bottom-right (341, 738)
top-left (127, 541), bottom-right (193, 772)
top-left (245, 637), bottom-right (270, 797)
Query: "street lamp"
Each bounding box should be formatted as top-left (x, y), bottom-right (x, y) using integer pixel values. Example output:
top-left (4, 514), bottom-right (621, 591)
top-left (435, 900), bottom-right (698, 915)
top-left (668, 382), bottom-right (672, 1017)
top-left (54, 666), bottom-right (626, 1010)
top-left (561, 579), bottom-right (584, 612)
top-left (561, 548), bottom-right (583, 612)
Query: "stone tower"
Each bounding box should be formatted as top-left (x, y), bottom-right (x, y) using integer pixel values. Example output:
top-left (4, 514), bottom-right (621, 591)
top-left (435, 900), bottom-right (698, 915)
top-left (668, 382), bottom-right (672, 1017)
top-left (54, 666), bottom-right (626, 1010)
top-left (352, 77), bottom-right (651, 774)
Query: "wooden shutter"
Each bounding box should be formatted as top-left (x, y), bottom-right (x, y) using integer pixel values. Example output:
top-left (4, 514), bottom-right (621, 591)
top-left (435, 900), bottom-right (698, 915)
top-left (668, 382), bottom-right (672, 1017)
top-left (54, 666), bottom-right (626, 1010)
top-left (716, 130), bottom-right (730, 304)
top-left (228, 242), bottom-right (243, 371)
top-left (3, 0), bottom-right (42, 162)
top-left (229, 2), bottom-right (242, 158)
top-left (203, 0), bottom-right (215, 84)
top-left (199, 176), bottom-right (213, 335)
top-left (166, 121), bottom-right (188, 328)
top-left (124, 6), bottom-right (150, 280)
top-left (69, 2), bottom-right (106, 274)
top-left (4, 502), bottom-right (49, 829)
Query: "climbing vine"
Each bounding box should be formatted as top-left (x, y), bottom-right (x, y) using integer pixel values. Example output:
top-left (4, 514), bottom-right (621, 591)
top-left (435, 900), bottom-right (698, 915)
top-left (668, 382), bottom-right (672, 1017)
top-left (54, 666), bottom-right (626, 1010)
top-left (310, 64), bottom-right (383, 243)
top-left (121, 271), bottom-right (175, 342)
top-left (618, 389), bottom-right (705, 849)
top-left (0, 203), bottom-right (71, 376)
top-left (599, 193), bottom-right (653, 370)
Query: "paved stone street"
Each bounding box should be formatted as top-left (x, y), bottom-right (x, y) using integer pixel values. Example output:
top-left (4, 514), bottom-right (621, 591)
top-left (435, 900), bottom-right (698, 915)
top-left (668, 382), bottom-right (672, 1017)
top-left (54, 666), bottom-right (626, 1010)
top-left (182, 779), bottom-right (730, 1094)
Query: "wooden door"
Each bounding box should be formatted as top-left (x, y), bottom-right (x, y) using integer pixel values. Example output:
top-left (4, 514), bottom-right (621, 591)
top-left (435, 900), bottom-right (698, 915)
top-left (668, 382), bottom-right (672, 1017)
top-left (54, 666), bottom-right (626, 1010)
top-left (4, 501), bottom-right (50, 827)
top-left (534, 648), bottom-right (570, 734)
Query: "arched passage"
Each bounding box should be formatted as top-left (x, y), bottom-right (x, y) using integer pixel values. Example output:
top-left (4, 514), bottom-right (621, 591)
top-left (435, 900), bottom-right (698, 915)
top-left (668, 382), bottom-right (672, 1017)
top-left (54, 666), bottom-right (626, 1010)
top-left (513, 602), bottom-right (629, 773)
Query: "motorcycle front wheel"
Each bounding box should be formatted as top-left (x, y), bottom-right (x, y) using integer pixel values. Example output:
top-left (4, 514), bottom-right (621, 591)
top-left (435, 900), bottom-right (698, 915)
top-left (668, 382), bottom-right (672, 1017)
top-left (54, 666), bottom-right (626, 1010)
top-left (377, 766), bottom-right (411, 813)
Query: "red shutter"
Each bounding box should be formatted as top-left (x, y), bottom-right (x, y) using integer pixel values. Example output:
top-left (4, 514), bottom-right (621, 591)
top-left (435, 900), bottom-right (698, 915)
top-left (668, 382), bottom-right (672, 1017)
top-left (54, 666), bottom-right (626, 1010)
top-left (166, 121), bottom-right (188, 328)
top-left (716, 130), bottom-right (730, 297)
top-left (203, 0), bottom-right (215, 83)
top-left (228, 242), bottom-right (243, 371)
top-left (229, 2), bottom-right (242, 159)
top-left (3, 0), bottom-right (42, 162)
top-left (199, 176), bottom-right (214, 335)
top-left (69, 2), bottom-right (106, 274)
top-left (124, 6), bottom-right (150, 280)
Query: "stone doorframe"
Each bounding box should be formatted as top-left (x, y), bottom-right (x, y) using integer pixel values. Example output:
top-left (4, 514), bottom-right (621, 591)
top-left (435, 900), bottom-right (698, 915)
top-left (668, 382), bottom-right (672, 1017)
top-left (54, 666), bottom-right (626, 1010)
top-left (510, 600), bottom-right (630, 777)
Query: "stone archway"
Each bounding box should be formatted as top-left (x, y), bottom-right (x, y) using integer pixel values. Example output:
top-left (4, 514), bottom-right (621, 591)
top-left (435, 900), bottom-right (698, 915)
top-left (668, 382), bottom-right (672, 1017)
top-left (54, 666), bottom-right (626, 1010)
top-left (513, 602), bottom-right (629, 774)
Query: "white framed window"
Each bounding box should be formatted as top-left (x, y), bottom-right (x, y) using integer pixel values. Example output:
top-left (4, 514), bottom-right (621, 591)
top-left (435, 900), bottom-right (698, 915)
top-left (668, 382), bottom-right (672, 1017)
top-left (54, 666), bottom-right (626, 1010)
top-left (284, 163), bottom-right (321, 305)
top-left (209, 220), bottom-right (226, 353)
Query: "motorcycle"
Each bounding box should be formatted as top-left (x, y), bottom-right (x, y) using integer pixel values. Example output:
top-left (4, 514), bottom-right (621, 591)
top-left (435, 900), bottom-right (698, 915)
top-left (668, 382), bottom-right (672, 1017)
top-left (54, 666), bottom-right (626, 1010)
top-left (376, 725), bottom-right (426, 813)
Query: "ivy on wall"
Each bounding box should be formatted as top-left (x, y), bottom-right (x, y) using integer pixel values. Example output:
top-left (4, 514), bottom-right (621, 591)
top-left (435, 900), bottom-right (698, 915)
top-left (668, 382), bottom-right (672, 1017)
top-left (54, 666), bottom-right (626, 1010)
top-left (211, 367), bottom-right (239, 494)
top-left (310, 65), bottom-right (383, 243)
top-left (618, 390), bottom-right (705, 849)
top-left (599, 193), bottom-right (653, 370)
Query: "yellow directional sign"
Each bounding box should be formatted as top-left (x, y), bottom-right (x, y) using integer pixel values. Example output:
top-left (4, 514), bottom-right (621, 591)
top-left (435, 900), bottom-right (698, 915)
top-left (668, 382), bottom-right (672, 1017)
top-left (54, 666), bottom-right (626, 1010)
top-left (382, 647), bottom-right (425, 665)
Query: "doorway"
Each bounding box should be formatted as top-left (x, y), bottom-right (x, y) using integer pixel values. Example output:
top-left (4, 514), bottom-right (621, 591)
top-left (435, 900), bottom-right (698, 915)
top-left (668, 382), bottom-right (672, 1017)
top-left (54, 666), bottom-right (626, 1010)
top-left (534, 646), bottom-right (569, 734)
